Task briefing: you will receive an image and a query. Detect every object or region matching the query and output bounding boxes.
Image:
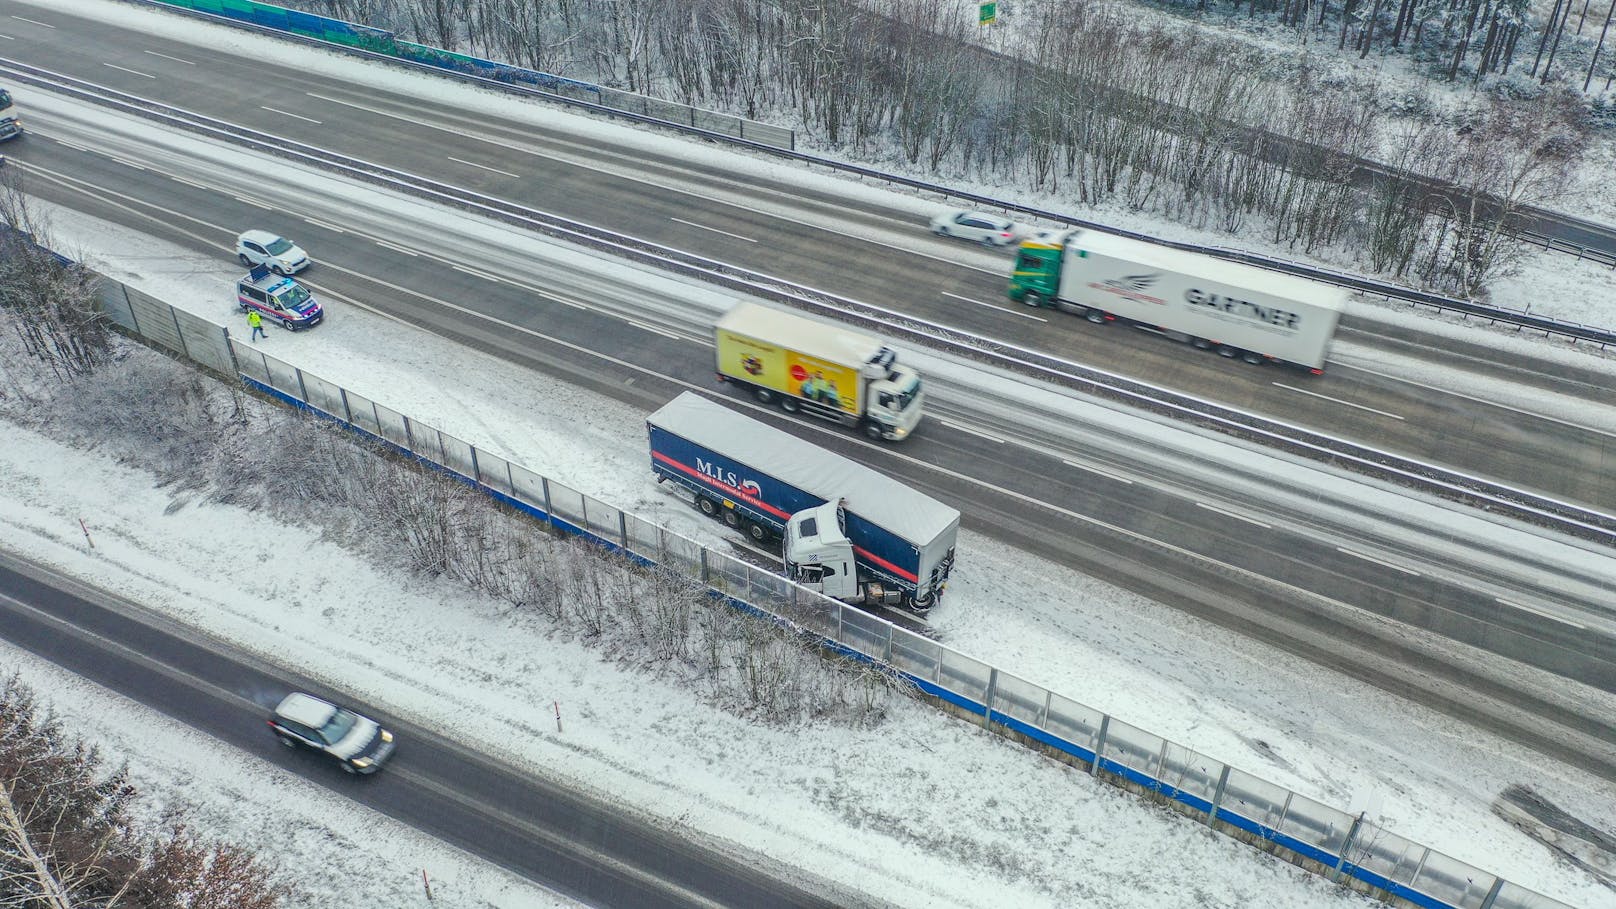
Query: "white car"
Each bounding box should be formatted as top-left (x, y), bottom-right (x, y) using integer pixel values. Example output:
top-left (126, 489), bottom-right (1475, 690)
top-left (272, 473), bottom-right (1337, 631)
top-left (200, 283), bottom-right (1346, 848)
top-left (235, 229), bottom-right (310, 274)
top-left (268, 692), bottom-right (394, 774)
top-left (929, 210), bottom-right (1019, 246)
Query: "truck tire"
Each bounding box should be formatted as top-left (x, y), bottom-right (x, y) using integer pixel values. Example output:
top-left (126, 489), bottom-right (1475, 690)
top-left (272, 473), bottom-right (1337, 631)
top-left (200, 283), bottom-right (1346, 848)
top-left (755, 388), bottom-right (774, 405)
top-left (696, 496), bottom-right (719, 519)
top-left (745, 520), bottom-right (770, 544)
top-left (780, 397), bottom-right (800, 414)
top-left (1022, 291), bottom-right (1043, 308)
top-left (864, 422), bottom-right (885, 441)
top-left (722, 509), bottom-right (741, 529)
top-left (1241, 351), bottom-right (1265, 365)
top-left (1217, 345), bottom-right (1238, 358)
top-left (1085, 308), bottom-right (1106, 324)
top-left (1192, 337), bottom-right (1213, 350)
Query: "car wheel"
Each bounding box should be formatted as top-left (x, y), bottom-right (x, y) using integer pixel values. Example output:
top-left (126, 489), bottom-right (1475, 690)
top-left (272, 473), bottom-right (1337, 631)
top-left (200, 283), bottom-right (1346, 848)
top-left (755, 388), bottom-right (774, 405)
top-left (281, 317), bottom-right (296, 331)
top-left (722, 509), bottom-right (741, 528)
top-left (696, 496), bottom-right (719, 518)
top-left (780, 397), bottom-right (800, 413)
top-left (341, 763), bottom-right (357, 774)
top-left (240, 302), bottom-right (251, 314)
top-left (935, 226), bottom-right (950, 237)
top-left (980, 236), bottom-right (995, 247)
top-left (1085, 308), bottom-right (1107, 324)
top-left (1022, 291), bottom-right (1043, 308)
top-left (277, 734), bottom-right (297, 749)
top-left (238, 253), bottom-right (252, 266)
top-left (864, 422), bottom-right (885, 441)
top-left (271, 264), bottom-right (286, 276)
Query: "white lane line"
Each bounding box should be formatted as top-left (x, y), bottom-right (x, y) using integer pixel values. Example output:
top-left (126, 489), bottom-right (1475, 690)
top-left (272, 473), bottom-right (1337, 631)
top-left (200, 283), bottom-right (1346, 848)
top-left (1343, 364), bottom-right (1616, 440)
top-left (143, 49), bottom-right (194, 64)
top-left (1336, 547), bottom-right (1420, 576)
top-left (452, 264), bottom-right (504, 283)
top-left (108, 156), bottom-right (147, 171)
top-left (10, 15), bottom-right (53, 27)
top-left (1496, 598), bottom-right (1585, 630)
top-left (446, 156), bottom-right (520, 179)
top-left (1273, 383), bottom-right (1404, 420)
top-left (170, 175), bottom-right (210, 190)
top-left (0, 32), bottom-right (13, 40)
top-left (939, 419), bottom-right (1006, 444)
top-left (234, 195), bottom-right (270, 208)
top-left (628, 318), bottom-right (681, 340)
top-left (1061, 458), bottom-right (1134, 485)
top-left (942, 291), bottom-right (1048, 322)
top-left (1195, 501), bottom-right (1272, 529)
top-left (261, 106), bottom-right (322, 125)
top-left (55, 139), bottom-right (89, 152)
top-left (375, 240), bottom-right (418, 256)
top-left (669, 217), bottom-right (756, 243)
top-left (103, 62), bottom-right (155, 78)
top-left (302, 218), bottom-right (345, 233)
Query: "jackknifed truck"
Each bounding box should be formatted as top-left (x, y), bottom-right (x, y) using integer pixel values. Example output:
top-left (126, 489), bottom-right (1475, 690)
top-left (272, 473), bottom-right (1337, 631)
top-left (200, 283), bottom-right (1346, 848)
top-left (648, 392), bottom-right (959, 611)
top-left (1009, 228), bottom-right (1346, 373)
top-left (714, 301), bottom-right (924, 441)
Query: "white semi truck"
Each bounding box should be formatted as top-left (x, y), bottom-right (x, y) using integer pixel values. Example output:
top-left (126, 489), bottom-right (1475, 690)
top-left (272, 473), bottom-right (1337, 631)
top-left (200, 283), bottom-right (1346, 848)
top-left (648, 392), bottom-right (959, 611)
top-left (1009, 228), bottom-right (1347, 373)
top-left (714, 301), bottom-right (924, 441)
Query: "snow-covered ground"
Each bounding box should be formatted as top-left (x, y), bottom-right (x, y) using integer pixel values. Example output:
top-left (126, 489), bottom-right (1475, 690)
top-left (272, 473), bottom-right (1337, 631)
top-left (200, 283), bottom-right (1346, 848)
top-left (1, 3), bottom-right (1613, 906)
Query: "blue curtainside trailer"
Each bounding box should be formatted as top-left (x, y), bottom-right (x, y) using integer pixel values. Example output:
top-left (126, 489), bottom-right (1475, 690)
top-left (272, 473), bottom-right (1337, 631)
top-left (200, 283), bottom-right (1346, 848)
top-left (647, 392), bottom-right (958, 609)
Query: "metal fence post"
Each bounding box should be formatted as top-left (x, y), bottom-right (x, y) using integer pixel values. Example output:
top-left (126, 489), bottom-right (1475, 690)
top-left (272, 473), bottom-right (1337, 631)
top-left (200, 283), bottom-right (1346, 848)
top-left (169, 305), bottom-right (192, 360)
top-left (883, 622), bottom-right (893, 663)
top-left (1477, 877), bottom-right (1505, 909)
top-left (1036, 690), bottom-right (1051, 728)
top-left (982, 668), bottom-right (999, 724)
top-left (1205, 766), bottom-right (1231, 826)
top-left (470, 446), bottom-right (481, 485)
top-left (699, 548), bottom-right (710, 583)
top-left (540, 476), bottom-right (554, 526)
top-left (338, 386), bottom-right (354, 424)
top-left (295, 368), bottom-right (310, 405)
top-left (618, 510), bottom-right (628, 548)
top-left (1331, 812), bottom-right (1367, 882)
top-left (1091, 716), bottom-right (1110, 775)
top-left (221, 326), bottom-right (241, 375)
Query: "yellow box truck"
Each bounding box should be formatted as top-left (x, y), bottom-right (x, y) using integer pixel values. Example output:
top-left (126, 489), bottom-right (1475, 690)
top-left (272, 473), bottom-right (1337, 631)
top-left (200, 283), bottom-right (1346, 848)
top-left (714, 301), bottom-right (924, 442)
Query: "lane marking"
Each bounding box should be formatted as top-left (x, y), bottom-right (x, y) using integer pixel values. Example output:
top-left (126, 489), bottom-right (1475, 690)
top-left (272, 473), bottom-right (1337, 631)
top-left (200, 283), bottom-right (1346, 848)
top-left (0, 32), bottom-right (13, 40)
top-left (1274, 382), bottom-right (1404, 420)
top-left (103, 62), bottom-right (155, 79)
top-left (942, 291), bottom-right (1048, 322)
top-left (170, 175), bottom-right (210, 190)
top-left (452, 264), bottom-right (504, 283)
top-left (446, 155), bottom-right (520, 179)
top-left (670, 217), bottom-right (755, 243)
top-left (1195, 501), bottom-right (1272, 529)
top-left (260, 105), bottom-right (322, 125)
top-left (375, 239), bottom-right (418, 256)
top-left (109, 156), bottom-right (147, 171)
top-left (10, 15), bottom-right (53, 27)
top-left (1336, 547), bottom-right (1420, 576)
top-left (1061, 458), bottom-right (1134, 485)
top-left (1342, 364), bottom-right (1616, 440)
top-left (143, 49), bottom-right (194, 64)
top-left (939, 419), bottom-right (1006, 444)
top-left (1495, 598), bottom-right (1586, 630)
top-left (233, 195), bottom-right (270, 208)
top-left (627, 318), bottom-right (681, 340)
top-left (302, 218), bottom-right (345, 233)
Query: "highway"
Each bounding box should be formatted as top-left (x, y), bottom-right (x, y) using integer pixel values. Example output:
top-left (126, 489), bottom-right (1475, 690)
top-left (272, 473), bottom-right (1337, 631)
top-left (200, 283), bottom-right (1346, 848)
top-left (1, 1), bottom-right (1614, 517)
top-left (0, 550), bottom-right (865, 909)
top-left (0, 0), bottom-right (1612, 790)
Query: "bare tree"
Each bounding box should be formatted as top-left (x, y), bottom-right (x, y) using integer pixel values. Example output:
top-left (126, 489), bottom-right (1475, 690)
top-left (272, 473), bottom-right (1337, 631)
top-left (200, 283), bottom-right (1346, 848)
top-left (0, 171), bottom-right (113, 383)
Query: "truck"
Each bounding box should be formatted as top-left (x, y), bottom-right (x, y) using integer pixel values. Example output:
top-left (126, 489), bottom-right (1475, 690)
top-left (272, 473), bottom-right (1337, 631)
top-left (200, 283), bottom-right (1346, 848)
top-left (0, 88), bottom-right (23, 142)
top-left (714, 301), bottom-right (924, 442)
top-left (1009, 228), bottom-right (1347, 373)
top-left (647, 392), bottom-right (959, 611)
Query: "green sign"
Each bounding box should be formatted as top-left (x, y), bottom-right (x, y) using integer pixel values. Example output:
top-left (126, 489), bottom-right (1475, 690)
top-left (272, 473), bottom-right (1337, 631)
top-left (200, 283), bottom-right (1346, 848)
top-left (979, 1), bottom-right (996, 24)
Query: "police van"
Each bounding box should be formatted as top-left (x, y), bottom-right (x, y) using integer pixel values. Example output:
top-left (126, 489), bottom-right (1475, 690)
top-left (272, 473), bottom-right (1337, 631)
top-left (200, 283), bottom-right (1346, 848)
top-left (237, 265), bottom-right (323, 330)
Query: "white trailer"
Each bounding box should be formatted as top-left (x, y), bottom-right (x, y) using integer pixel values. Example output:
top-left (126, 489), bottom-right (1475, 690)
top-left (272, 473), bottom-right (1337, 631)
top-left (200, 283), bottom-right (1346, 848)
top-left (1010, 229), bottom-right (1347, 372)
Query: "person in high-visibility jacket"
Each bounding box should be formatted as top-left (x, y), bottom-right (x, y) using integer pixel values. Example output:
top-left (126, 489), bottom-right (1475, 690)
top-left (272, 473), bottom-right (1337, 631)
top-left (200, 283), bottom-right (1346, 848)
top-left (247, 308), bottom-right (266, 341)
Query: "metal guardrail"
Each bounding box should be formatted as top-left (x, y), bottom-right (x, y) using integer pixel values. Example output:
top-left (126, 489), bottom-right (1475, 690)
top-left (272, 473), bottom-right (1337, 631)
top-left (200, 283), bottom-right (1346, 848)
top-left (103, 0), bottom-right (1616, 344)
top-left (7, 58), bottom-right (1614, 550)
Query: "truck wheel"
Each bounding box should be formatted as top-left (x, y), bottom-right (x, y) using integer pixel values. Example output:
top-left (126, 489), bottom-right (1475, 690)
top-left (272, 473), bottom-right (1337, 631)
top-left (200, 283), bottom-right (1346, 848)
top-left (780, 397), bottom-right (800, 414)
top-left (722, 509), bottom-right (741, 529)
top-left (696, 496), bottom-right (719, 518)
top-left (1022, 291), bottom-right (1043, 308)
top-left (1217, 345), bottom-right (1238, 358)
top-left (1241, 351), bottom-right (1265, 365)
top-left (1085, 308), bottom-right (1106, 324)
top-left (1192, 337), bottom-right (1213, 350)
top-left (745, 520), bottom-right (770, 544)
top-left (755, 388), bottom-right (774, 405)
top-left (863, 422), bottom-right (885, 441)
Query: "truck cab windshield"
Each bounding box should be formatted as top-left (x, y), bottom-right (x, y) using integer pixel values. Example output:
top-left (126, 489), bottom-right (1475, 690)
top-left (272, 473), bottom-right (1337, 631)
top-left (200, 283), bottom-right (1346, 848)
top-left (0, 90), bottom-right (11, 110)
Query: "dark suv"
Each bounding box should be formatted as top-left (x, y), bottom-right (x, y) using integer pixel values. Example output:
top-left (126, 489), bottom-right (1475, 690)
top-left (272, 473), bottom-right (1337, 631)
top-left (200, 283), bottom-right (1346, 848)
top-left (268, 692), bottom-right (395, 774)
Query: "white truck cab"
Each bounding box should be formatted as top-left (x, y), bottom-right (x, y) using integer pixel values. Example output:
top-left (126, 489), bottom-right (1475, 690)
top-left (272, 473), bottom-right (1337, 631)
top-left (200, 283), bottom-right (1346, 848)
top-left (785, 499), bottom-right (904, 606)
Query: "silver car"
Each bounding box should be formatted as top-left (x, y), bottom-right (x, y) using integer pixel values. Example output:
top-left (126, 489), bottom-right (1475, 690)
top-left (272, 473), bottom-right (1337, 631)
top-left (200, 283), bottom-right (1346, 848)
top-left (267, 692), bottom-right (395, 774)
top-left (929, 210), bottom-right (1019, 246)
top-left (236, 229), bottom-right (310, 274)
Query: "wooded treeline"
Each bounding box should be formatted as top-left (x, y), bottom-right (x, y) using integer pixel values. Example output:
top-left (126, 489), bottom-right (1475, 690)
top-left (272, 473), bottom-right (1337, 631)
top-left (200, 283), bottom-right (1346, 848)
top-left (294, 0), bottom-right (1590, 295)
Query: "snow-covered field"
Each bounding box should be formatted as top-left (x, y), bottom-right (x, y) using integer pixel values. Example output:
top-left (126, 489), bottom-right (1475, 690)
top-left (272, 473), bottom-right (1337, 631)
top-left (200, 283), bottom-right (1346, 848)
top-left (0, 2), bottom-right (1613, 907)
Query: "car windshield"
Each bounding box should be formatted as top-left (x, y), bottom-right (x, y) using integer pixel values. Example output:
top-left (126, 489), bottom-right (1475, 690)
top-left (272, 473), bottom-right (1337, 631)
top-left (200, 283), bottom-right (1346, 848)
top-left (0, 90), bottom-right (11, 109)
top-left (274, 284), bottom-right (311, 308)
top-left (264, 237), bottom-right (295, 255)
top-left (892, 375), bottom-right (921, 412)
top-left (318, 708), bottom-right (359, 745)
